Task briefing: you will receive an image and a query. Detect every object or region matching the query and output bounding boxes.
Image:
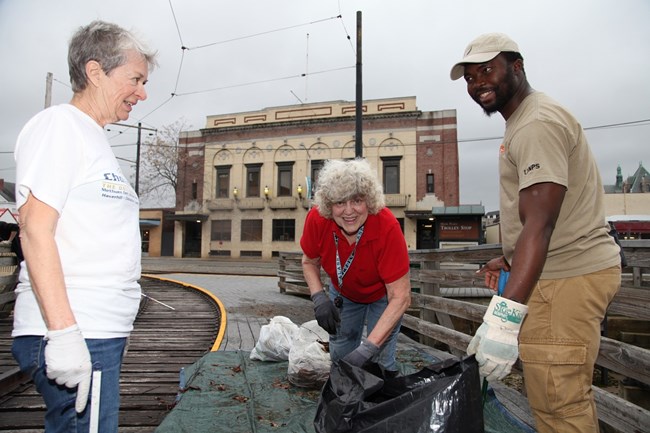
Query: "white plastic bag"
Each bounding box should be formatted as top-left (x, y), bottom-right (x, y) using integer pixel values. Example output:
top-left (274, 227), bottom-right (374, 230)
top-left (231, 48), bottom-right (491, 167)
top-left (287, 320), bottom-right (331, 388)
top-left (250, 316), bottom-right (299, 361)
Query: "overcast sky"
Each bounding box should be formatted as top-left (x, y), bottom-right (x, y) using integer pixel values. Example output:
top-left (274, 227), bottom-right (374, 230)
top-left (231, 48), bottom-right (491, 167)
top-left (1, 0), bottom-right (648, 212)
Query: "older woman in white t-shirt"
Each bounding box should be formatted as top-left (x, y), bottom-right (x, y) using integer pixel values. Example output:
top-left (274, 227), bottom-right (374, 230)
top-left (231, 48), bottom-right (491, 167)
top-left (11, 20), bottom-right (157, 432)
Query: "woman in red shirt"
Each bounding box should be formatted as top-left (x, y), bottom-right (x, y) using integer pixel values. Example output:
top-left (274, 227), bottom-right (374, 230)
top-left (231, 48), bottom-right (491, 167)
top-left (301, 158), bottom-right (411, 374)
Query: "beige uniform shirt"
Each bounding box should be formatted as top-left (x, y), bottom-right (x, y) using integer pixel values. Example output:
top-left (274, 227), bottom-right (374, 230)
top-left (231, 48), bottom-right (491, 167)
top-left (499, 92), bottom-right (620, 279)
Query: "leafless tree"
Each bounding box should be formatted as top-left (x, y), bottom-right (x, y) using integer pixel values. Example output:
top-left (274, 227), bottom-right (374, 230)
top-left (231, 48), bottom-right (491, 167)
top-left (138, 118), bottom-right (191, 207)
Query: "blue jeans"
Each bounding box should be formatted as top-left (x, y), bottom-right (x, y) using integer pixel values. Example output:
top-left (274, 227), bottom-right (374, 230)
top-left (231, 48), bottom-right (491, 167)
top-left (328, 285), bottom-right (402, 371)
top-left (12, 336), bottom-right (127, 433)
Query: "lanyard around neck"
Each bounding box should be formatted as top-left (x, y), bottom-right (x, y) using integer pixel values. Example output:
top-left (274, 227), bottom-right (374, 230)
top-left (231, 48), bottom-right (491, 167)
top-left (333, 225), bottom-right (365, 289)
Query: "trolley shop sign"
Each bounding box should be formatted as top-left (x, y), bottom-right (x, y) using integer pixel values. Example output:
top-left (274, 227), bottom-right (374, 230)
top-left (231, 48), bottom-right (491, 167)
top-left (438, 219), bottom-right (480, 240)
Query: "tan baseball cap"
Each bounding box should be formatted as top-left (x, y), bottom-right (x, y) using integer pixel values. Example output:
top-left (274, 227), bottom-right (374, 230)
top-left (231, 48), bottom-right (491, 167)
top-left (450, 33), bottom-right (520, 80)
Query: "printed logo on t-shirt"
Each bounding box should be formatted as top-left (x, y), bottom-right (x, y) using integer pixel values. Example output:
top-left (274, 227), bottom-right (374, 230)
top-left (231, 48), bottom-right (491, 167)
top-left (103, 172), bottom-right (128, 183)
top-left (523, 163), bottom-right (541, 176)
top-left (101, 172), bottom-right (139, 204)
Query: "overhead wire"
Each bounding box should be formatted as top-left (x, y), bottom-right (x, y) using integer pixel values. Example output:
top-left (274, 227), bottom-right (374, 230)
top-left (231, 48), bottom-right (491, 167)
top-left (168, 0), bottom-right (185, 48)
top-left (3, 115), bottom-right (646, 174)
top-left (119, 118), bottom-right (650, 151)
top-left (136, 95), bottom-right (176, 122)
top-left (167, 0), bottom-right (186, 96)
top-left (1, 112), bottom-right (647, 156)
top-left (11, 3), bottom-right (645, 167)
top-left (338, 0), bottom-right (355, 55)
top-left (118, 2), bottom-right (353, 137)
top-left (185, 16), bottom-right (342, 51)
top-left (173, 66), bottom-right (354, 97)
top-left (159, 2), bottom-right (649, 153)
top-left (584, 119), bottom-right (650, 131)
top-left (53, 78), bottom-right (71, 89)
top-left (172, 50), bottom-right (185, 95)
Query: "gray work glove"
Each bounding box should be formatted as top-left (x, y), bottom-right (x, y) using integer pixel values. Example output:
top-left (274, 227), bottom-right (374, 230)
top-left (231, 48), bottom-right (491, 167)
top-left (342, 340), bottom-right (380, 367)
top-left (311, 291), bottom-right (340, 334)
top-left (45, 324), bottom-right (92, 413)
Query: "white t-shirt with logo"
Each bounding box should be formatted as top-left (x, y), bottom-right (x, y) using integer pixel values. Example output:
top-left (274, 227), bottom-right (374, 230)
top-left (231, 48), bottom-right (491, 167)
top-left (12, 104), bottom-right (142, 338)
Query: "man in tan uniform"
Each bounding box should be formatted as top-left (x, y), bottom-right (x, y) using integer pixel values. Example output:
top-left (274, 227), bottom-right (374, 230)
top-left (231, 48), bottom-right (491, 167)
top-left (450, 33), bottom-right (621, 432)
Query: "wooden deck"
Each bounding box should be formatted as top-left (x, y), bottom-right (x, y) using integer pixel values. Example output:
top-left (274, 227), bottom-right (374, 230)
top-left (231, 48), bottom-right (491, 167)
top-left (278, 241), bottom-right (650, 433)
top-left (156, 274), bottom-right (313, 353)
top-left (2, 244), bottom-right (648, 431)
top-left (0, 276), bottom-right (223, 433)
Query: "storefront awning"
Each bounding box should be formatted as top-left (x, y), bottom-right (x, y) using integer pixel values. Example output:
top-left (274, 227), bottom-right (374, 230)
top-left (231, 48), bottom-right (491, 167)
top-left (611, 221), bottom-right (650, 234)
top-left (432, 205), bottom-right (485, 216)
top-left (167, 213), bottom-right (208, 222)
top-left (404, 210), bottom-right (434, 219)
top-left (139, 219), bottom-right (161, 227)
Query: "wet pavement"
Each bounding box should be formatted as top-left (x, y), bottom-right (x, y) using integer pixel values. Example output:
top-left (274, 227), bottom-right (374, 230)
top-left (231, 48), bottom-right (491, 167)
top-left (141, 256), bottom-right (280, 276)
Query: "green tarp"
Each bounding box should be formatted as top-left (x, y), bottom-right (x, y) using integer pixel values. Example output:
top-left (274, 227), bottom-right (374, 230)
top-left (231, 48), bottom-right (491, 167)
top-left (155, 350), bottom-right (534, 433)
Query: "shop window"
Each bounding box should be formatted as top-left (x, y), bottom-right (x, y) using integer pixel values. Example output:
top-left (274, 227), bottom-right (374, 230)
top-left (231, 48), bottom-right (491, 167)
top-left (246, 164), bottom-right (262, 197)
top-left (141, 229), bottom-right (150, 254)
top-left (426, 173), bottom-right (434, 193)
top-left (276, 162), bottom-right (294, 197)
top-left (310, 160), bottom-right (325, 198)
top-left (211, 220), bottom-right (231, 241)
top-left (241, 219), bottom-right (262, 241)
top-left (382, 156), bottom-right (401, 194)
top-left (272, 219), bottom-right (295, 241)
top-left (215, 165), bottom-right (231, 198)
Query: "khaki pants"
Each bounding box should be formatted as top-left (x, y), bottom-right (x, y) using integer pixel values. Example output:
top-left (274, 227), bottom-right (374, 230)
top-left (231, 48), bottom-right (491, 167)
top-left (518, 266), bottom-right (621, 433)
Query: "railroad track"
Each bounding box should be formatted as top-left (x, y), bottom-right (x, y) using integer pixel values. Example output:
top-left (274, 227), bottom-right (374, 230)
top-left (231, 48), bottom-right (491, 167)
top-left (0, 276), bottom-right (223, 432)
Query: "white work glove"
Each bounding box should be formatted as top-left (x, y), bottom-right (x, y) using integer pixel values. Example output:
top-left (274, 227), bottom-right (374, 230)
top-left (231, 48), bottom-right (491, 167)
top-left (467, 295), bottom-right (528, 382)
top-left (45, 324), bottom-right (92, 413)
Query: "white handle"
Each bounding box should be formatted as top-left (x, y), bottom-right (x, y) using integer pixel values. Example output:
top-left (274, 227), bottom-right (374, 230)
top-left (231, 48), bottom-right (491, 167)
top-left (89, 370), bottom-right (102, 433)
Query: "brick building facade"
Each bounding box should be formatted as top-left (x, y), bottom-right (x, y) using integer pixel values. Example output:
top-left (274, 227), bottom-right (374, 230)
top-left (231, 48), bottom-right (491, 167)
top-left (172, 96), bottom-right (463, 258)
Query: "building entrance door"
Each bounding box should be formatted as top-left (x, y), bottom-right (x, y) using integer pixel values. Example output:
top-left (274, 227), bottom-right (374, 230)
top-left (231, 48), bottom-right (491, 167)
top-left (416, 219), bottom-right (436, 250)
top-left (184, 221), bottom-right (202, 257)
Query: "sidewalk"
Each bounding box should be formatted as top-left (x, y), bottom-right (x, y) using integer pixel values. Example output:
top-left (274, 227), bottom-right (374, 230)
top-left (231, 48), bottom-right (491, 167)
top-left (141, 256), bottom-right (280, 276)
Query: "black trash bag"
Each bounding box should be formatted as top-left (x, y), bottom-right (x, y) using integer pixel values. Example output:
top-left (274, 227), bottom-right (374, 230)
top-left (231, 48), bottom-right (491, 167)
top-left (314, 355), bottom-right (484, 433)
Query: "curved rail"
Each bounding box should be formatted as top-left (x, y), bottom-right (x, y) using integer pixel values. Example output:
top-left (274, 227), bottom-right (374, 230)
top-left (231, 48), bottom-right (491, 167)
top-left (142, 274), bottom-right (227, 351)
top-left (0, 276), bottom-right (224, 432)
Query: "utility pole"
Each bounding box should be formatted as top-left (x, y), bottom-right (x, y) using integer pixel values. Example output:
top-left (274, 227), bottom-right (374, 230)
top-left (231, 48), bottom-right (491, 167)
top-left (111, 122), bottom-right (157, 196)
top-left (44, 72), bottom-right (53, 108)
top-left (355, 11), bottom-right (363, 158)
top-left (136, 122), bottom-right (142, 196)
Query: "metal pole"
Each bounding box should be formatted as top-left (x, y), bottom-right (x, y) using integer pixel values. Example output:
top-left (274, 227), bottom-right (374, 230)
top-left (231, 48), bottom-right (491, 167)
top-left (135, 122), bottom-right (142, 195)
top-left (109, 122), bottom-right (156, 194)
top-left (355, 11), bottom-right (363, 158)
top-left (44, 72), bottom-right (53, 108)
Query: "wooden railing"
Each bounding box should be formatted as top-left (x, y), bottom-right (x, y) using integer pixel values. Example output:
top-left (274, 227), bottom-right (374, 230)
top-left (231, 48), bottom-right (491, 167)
top-left (278, 240), bottom-right (650, 433)
top-left (0, 243), bottom-right (18, 318)
top-left (0, 244), bottom-right (23, 394)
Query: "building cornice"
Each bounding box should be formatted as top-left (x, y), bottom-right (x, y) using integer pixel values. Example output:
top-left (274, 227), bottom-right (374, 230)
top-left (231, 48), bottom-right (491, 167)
top-left (198, 111), bottom-right (423, 137)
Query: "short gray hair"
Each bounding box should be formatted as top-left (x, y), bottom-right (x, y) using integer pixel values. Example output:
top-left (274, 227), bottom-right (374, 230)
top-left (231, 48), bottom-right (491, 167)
top-left (68, 20), bottom-right (158, 93)
top-left (313, 158), bottom-right (385, 219)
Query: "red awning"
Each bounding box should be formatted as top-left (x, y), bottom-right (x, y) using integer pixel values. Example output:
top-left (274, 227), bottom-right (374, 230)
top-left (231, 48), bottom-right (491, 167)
top-left (612, 221), bottom-right (650, 233)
